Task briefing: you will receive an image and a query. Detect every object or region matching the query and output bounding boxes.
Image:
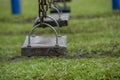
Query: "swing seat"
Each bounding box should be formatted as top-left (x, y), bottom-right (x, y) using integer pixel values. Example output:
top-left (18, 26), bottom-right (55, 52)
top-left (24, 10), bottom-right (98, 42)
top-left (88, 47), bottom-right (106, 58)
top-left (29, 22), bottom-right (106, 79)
top-left (54, 0), bottom-right (72, 2)
top-left (34, 13), bottom-right (69, 27)
top-left (50, 6), bottom-right (71, 13)
top-left (21, 36), bottom-right (67, 56)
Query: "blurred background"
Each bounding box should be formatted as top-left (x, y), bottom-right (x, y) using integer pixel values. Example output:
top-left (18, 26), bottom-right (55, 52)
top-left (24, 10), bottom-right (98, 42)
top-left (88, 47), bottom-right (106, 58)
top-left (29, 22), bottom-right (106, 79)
top-left (0, 0), bottom-right (115, 20)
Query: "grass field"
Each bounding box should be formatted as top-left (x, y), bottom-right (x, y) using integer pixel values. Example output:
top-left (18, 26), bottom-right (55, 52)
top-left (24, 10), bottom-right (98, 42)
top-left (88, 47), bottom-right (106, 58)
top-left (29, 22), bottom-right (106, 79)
top-left (0, 0), bottom-right (120, 80)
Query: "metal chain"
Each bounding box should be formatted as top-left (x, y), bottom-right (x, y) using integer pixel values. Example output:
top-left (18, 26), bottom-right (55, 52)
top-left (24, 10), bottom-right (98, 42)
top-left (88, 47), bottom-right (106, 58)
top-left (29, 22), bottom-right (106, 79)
top-left (38, 0), bottom-right (66, 23)
top-left (38, 0), bottom-right (49, 23)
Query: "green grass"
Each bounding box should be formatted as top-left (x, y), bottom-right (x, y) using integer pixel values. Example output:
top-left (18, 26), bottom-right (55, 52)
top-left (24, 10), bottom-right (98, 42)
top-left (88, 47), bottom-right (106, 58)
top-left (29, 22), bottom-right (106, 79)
top-left (0, 0), bottom-right (120, 80)
top-left (1, 58), bottom-right (120, 80)
top-left (70, 0), bottom-right (112, 16)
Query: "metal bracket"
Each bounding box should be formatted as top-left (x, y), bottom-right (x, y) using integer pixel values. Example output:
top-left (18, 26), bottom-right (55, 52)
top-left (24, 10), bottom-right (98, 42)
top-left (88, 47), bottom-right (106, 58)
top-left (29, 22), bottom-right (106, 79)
top-left (28, 23), bottom-right (59, 47)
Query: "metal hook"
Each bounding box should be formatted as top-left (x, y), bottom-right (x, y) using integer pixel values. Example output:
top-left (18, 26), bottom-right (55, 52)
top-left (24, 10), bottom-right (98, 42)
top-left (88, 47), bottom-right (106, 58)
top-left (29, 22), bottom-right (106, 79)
top-left (27, 23), bottom-right (59, 47)
top-left (47, 15), bottom-right (61, 36)
top-left (52, 6), bottom-right (62, 20)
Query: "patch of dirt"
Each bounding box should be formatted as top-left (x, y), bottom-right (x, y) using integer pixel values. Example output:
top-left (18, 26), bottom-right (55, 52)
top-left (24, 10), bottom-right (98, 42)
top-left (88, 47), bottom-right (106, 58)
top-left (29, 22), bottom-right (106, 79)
top-left (8, 57), bottom-right (31, 62)
top-left (1, 53), bottom-right (118, 63)
top-left (0, 56), bottom-right (32, 63)
top-left (60, 53), bottom-right (118, 59)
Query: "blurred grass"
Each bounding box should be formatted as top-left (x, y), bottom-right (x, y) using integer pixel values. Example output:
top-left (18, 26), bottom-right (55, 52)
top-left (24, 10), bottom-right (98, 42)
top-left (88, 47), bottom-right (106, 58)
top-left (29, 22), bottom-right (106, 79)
top-left (0, 0), bottom-right (120, 80)
top-left (70, 0), bottom-right (112, 16)
top-left (0, 0), bottom-right (113, 20)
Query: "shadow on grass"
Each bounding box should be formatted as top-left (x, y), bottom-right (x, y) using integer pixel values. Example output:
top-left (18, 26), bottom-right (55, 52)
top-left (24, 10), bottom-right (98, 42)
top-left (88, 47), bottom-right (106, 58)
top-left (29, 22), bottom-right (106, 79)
top-left (71, 12), bottom-right (120, 20)
top-left (1, 53), bottom-right (119, 63)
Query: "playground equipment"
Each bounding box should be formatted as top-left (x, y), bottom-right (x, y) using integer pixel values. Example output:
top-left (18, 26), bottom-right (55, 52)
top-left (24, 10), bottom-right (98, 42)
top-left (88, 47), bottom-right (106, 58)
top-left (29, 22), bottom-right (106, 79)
top-left (21, 0), bottom-right (70, 56)
top-left (54, 0), bottom-right (71, 2)
top-left (112, 0), bottom-right (120, 10)
top-left (34, 12), bottom-right (69, 27)
top-left (50, 0), bottom-right (71, 13)
top-left (34, 0), bottom-right (70, 27)
top-left (11, 0), bottom-right (21, 14)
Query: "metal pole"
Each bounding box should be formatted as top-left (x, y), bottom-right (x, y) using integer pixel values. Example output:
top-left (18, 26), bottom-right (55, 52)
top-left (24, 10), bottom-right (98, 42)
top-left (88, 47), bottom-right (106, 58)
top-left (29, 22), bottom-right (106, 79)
top-left (11, 0), bottom-right (21, 14)
top-left (112, 0), bottom-right (120, 10)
